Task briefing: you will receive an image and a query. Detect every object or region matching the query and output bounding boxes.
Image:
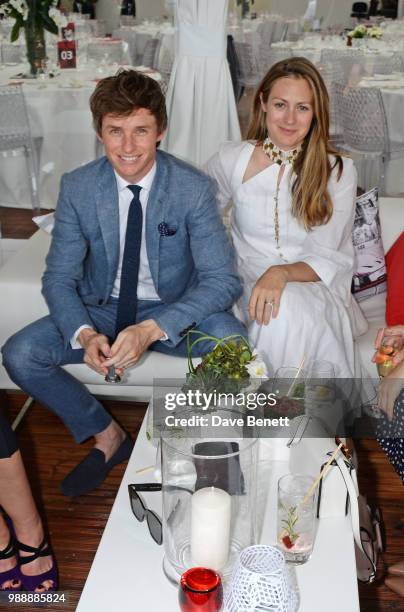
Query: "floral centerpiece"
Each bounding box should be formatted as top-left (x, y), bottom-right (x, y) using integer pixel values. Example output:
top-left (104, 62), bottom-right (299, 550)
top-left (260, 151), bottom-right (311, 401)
top-left (0, 1), bottom-right (66, 75)
top-left (183, 331), bottom-right (268, 397)
top-left (348, 24), bottom-right (383, 39)
top-left (145, 332), bottom-right (268, 443)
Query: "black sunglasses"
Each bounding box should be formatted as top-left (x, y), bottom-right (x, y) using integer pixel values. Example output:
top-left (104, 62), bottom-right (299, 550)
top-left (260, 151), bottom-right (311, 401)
top-left (128, 484), bottom-right (163, 545)
top-left (128, 483), bottom-right (194, 546)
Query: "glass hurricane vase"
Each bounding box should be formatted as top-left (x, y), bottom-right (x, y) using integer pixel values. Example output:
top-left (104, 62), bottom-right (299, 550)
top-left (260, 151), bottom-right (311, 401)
top-left (161, 420), bottom-right (259, 583)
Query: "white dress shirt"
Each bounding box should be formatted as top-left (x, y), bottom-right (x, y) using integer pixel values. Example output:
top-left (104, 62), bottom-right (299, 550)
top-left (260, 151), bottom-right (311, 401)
top-left (71, 163), bottom-right (163, 348)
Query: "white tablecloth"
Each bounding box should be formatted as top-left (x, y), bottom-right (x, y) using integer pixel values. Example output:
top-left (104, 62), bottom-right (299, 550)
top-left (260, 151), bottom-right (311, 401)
top-left (0, 64), bottom-right (161, 209)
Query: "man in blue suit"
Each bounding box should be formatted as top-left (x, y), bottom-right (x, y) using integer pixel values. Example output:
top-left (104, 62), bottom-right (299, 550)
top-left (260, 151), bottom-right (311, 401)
top-left (2, 70), bottom-right (245, 497)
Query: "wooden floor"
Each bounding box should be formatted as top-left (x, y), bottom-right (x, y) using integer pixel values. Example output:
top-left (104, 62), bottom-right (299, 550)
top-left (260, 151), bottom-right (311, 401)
top-left (2, 392), bottom-right (148, 611)
top-left (0, 392), bottom-right (403, 611)
top-left (356, 438), bottom-right (404, 611)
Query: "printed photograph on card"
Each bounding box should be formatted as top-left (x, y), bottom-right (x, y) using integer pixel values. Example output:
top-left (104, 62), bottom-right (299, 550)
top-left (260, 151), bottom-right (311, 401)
top-left (352, 187), bottom-right (387, 301)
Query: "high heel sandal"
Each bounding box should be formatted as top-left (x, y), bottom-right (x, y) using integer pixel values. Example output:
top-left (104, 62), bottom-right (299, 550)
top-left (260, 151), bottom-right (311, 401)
top-left (0, 536), bottom-right (21, 591)
top-left (16, 538), bottom-right (58, 592)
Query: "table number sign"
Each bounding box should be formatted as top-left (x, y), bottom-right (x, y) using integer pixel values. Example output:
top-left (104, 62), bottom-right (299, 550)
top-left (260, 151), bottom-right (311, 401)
top-left (58, 41), bottom-right (77, 69)
top-left (59, 22), bottom-right (77, 69)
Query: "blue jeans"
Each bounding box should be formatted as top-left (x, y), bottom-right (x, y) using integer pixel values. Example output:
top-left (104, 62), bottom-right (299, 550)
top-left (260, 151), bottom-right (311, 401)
top-left (1, 299), bottom-right (245, 443)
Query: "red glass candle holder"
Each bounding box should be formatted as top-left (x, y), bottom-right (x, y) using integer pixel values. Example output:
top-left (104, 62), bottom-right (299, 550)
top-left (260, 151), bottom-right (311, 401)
top-left (179, 567), bottom-right (223, 611)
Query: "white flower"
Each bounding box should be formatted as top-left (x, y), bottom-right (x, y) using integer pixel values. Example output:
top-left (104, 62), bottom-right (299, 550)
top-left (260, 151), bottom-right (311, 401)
top-left (49, 7), bottom-right (68, 28)
top-left (368, 26), bottom-right (382, 39)
top-left (246, 350), bottom-right (269, 379)
top-left (8, 0), bottom-right (28, 16)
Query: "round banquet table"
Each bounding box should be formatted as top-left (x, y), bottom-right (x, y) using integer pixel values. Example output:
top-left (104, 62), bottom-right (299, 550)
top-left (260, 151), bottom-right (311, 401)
top-left (0, 64), bottom-right (161, 209)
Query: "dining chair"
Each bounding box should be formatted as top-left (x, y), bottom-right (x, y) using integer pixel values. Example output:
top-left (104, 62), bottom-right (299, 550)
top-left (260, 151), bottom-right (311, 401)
top-left (1, 43), bottom-right (25, 64)
top-left (234, 41), bottom-right (261, 90)
top-left (0, 85), bottom-right (40, 210)
top-left (112, 27), bottom-right (137, 65)
top-left (272, 20), bottom-right (288, 43)
top-left (257, 46), bottom-right (290, 79)
top-left (158, 48), bottom-right (174, 95)
top-left (95, 20), bottom-right (107, 38)
top-left (257, 21), bottom-right (276, 47)
top-left (87, 39), bottom-right (124, 64)
top-left (318, 63), bottom-right (345, 144)
top-left (350, 2), bottom-right (369, 21)
top-left (338, 50), bottom-right (365, 84)
top-left (394, 53), bottom-right (404, 72)
top-left (340, 86), bottom-right (404, 194)
top-left (367, 55), bottom-right (403, 75)
top-left (141, 38), bottom-right (161, 69)
top-left (331, 81), bottom-right (346, 145)
top-left (320, 48), bottom-right (347, 71)
top-left (0, 21), bottom-right (14, 41)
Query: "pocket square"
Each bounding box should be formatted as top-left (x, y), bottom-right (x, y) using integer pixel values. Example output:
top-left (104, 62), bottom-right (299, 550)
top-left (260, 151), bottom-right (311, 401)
top-left (158, 222), bottom-right (177, 236)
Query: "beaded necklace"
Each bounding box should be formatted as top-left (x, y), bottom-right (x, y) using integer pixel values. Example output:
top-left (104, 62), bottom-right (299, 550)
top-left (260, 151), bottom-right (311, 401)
top-left (262, 137), bottom-right (301, 260)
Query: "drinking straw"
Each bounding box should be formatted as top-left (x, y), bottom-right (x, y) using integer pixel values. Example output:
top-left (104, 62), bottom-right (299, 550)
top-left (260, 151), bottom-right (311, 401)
top-left (136, 464), bottom-right (155, 474)
top-left (285, 355), bottom-right (306, 397)
top-left (301, 442), bottom-right (344, 506)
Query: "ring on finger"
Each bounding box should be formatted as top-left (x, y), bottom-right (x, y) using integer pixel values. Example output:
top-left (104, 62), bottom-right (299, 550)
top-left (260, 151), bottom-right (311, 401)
top-left (264, 299), bottom-right (275, 307)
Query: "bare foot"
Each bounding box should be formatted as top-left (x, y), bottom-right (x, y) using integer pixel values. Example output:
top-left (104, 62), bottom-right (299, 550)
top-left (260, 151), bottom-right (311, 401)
top-left (94, 421), bottom-right (126, 462)
top-left (14, 517), bottom-right (54, 592)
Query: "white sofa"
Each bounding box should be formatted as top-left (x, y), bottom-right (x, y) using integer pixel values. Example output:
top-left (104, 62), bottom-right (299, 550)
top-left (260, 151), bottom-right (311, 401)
top-left (353, 197), bottom-right (403, 373)
top-left (0, 197), bottom-right (403, 399)
top-left (0, 231), bottom-right (190, 400)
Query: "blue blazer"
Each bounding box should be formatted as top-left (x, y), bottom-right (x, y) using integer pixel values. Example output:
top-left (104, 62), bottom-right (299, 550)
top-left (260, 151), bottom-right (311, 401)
top-left (42, 150), bottom-right (242, 347)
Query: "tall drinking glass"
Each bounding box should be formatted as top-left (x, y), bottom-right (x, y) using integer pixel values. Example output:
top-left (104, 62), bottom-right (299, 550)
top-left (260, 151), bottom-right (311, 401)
top-left (277, 474), bottom-right (317, 564)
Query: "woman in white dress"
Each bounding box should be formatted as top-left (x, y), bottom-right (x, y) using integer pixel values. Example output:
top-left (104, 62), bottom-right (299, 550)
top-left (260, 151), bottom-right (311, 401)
top-left (205, 57), bottom-right (367, 377)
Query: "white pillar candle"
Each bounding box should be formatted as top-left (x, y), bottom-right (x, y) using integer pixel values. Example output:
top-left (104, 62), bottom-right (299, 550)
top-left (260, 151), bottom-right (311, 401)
top-left (191, 486), bottom-right (232, 571)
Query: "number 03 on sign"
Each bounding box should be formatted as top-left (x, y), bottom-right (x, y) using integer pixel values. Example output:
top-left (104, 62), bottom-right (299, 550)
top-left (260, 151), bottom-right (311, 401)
top-left (58, 40), bottom-right (77, 69)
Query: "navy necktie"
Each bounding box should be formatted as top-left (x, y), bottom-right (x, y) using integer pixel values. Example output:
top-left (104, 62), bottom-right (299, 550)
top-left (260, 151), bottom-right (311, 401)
top-left (115, 184), bottom-right (142, 336)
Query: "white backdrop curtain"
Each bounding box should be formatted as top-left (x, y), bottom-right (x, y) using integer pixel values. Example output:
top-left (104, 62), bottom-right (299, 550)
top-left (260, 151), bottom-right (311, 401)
top-left (161, 0), bottom-right (241, 166)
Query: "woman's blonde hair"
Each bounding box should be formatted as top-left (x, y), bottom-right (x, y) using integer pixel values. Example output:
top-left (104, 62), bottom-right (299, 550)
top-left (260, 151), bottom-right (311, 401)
top-left (247, 57), bottom-right (343, 229)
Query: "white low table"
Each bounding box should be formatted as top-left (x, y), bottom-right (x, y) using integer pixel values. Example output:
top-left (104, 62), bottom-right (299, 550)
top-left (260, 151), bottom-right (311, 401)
top-left (77, 412), bottom-right (360, 611)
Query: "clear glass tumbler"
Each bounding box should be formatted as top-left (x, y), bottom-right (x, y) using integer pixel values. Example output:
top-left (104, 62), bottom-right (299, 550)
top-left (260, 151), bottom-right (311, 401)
top-left (304, 360), bottom-right (336, 421)
top-left (277, 474), bottom-right (317, 564)
top-left (269, 366), bottom-right (307, 420)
